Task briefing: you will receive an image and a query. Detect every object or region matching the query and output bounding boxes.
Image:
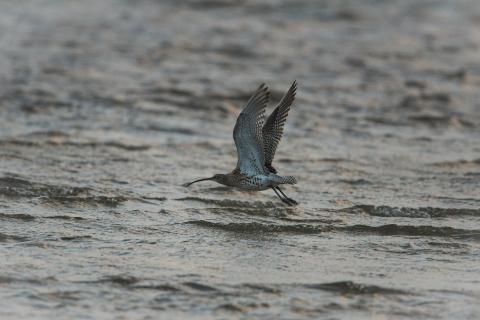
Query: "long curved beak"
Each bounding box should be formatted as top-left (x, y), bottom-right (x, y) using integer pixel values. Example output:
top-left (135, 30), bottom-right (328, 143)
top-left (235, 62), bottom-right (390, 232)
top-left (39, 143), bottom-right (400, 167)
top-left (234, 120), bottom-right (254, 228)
top-left (182, 177), bottom-right (215, 187)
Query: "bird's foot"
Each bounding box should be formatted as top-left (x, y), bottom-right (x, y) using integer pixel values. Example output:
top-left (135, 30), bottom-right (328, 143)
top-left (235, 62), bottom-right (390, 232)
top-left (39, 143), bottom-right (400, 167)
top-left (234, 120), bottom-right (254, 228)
top-left (286, 198), bottom-right (298, 205)
top-left (272, 187), bottom-right (298, 206)
top-left (281, 197), bottom-right (298, 206)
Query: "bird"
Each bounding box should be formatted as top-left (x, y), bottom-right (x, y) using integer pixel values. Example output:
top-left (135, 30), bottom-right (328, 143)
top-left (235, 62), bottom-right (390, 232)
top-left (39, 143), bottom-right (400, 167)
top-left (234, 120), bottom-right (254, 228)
top-left (183, 81), bottom-right (298, 206)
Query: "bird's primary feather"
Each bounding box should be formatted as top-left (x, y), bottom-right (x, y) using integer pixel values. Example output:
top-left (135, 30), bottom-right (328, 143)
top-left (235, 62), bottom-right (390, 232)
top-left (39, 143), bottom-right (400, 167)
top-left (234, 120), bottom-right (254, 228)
top-left (262, 81), bottom-right (297, 172)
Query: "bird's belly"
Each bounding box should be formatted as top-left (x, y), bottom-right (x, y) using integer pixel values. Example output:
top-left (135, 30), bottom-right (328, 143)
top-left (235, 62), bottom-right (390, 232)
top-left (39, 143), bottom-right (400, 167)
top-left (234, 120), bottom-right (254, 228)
top-left (235, 175), bottom-right (271, 191)
top-left (235, 184), bottom-right (269, 191)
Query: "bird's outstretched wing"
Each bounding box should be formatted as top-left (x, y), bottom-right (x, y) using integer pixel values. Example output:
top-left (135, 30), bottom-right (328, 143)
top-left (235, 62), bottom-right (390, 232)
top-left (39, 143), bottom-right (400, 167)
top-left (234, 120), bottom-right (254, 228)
top-left (233, 83), bottom-right (269, 175)
top-left (262, 81), bottom-right (297, 173)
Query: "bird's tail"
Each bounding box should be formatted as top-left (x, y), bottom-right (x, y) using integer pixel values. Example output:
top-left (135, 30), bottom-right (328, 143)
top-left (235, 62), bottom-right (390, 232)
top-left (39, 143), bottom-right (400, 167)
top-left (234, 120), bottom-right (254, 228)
top-left (271, 174), bottom-right (297, 185)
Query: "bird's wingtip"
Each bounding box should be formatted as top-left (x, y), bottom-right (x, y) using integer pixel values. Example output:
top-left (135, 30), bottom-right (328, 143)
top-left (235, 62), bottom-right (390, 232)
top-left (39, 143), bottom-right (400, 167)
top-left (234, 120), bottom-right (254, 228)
top-left (259, 83), bottom-right (269, 94)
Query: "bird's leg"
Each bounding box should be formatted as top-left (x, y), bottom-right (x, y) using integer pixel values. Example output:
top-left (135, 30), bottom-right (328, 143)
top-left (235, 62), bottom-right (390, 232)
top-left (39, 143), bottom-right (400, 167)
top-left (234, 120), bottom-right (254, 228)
top-left (272, 187), bottom-right (293, 206)
top-left (275, 186), bottom-right (298, 205)
top-left (272, 187), bottom-right (295, 206)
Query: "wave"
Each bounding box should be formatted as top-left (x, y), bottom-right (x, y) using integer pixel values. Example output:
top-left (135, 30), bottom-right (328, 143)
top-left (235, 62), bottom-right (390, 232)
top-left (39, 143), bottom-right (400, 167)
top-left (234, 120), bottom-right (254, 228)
top-left (0, 232), bottom-right (28, 243)
top-left (44, 195), bottom-right (128, 207)
top-left (77, 276), bottom-right (218, 293)
top-left (80, 275), bottom-right (141, 286)
top-left (340, 224), bottom-right (480, 240)
top-left (0, 176), bottom-right (90, 198)
top-left (431, 158), bottom-right (480, 169)
top-left (0, 138), bottom-right (150, 151)
top-left (341, 205), bottom-right (480, 218)
top-left (241, 283), bottom-right (281, 294)
top-left (185, 220), bottom-right (330, 234)
top-left (335, 178), bottom-right (372, 185)
top-left (0, 213), bottom-right (36, 221)
top-left (182, 282), bottom-right (219, 292)
top-left (187, 220), bottom-right (480, 240)
top-left (177, 197), bottom-right (277, 208)
top-left (305, 281), bottom-right (406, 295)
top-left (0, 213), bottom-right (86, 222)
top-left (0, 276), bottom-right (56, 285)
top-left (132, 284), bottom-right (181, 292)
top-left (59, 235), bottom-right (93, 241)
top-left (45, 215), bottom-right (86, 221)
top-left (0, 176), bottom-right (127, 207)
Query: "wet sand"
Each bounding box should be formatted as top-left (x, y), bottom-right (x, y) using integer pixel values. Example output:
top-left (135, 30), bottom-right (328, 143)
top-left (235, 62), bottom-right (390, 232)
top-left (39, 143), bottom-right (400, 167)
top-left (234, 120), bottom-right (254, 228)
top-left (0, 0), bottom-right (480, 319)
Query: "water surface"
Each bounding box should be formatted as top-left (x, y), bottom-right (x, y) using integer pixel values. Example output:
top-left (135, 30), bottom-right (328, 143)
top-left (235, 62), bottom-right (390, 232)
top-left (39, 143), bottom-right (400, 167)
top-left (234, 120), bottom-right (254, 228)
top-left (0, 0), bottom-right (480, 319)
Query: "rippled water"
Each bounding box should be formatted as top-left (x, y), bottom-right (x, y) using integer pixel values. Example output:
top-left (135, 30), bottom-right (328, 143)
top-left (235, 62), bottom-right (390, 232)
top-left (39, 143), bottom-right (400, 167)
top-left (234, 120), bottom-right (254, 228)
top-left (1, 0), bottom-right (480, 319)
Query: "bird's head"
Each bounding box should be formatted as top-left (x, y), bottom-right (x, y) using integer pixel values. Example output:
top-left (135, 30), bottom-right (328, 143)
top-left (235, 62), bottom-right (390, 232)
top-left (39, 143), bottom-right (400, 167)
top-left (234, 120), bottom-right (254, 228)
top-left (183, 174), bottom-right (227, 187)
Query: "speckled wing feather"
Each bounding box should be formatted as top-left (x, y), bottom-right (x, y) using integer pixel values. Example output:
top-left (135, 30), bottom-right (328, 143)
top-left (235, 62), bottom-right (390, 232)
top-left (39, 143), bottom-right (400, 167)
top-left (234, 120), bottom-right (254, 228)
top-left (262, 81), bottom-right (296, 172)
top-left (233, 83), bottom-right (269, 175)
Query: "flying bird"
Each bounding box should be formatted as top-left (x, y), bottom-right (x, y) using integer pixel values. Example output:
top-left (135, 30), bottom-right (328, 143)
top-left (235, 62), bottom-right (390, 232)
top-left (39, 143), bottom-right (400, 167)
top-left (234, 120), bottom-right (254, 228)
top-left (184, 82), bottom-right (298, 205)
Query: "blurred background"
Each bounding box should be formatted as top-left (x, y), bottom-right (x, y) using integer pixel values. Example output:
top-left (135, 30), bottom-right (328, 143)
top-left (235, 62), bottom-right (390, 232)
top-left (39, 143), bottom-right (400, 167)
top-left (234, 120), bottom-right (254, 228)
top-left (0, 0), bottom-right (479, 319)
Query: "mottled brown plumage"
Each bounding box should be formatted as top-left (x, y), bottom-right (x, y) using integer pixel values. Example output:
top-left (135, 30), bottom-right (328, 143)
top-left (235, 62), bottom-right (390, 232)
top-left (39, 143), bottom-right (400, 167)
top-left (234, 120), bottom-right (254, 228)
top-left (184, 82), bottom-right (298, 205)
top-left (263, 81), bottom-right (296, 173)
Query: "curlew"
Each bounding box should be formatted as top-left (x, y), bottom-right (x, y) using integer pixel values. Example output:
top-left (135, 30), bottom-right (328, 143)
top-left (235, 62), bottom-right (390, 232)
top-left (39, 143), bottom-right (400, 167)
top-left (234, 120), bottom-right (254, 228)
top-left (184, 82), bottom-right (298, 205)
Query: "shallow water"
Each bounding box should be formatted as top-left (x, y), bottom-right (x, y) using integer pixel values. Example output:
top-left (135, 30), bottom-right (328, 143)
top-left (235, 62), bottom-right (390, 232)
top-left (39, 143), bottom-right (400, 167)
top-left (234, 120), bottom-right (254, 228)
top-left (1, 0), bottom-right (480, 319)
